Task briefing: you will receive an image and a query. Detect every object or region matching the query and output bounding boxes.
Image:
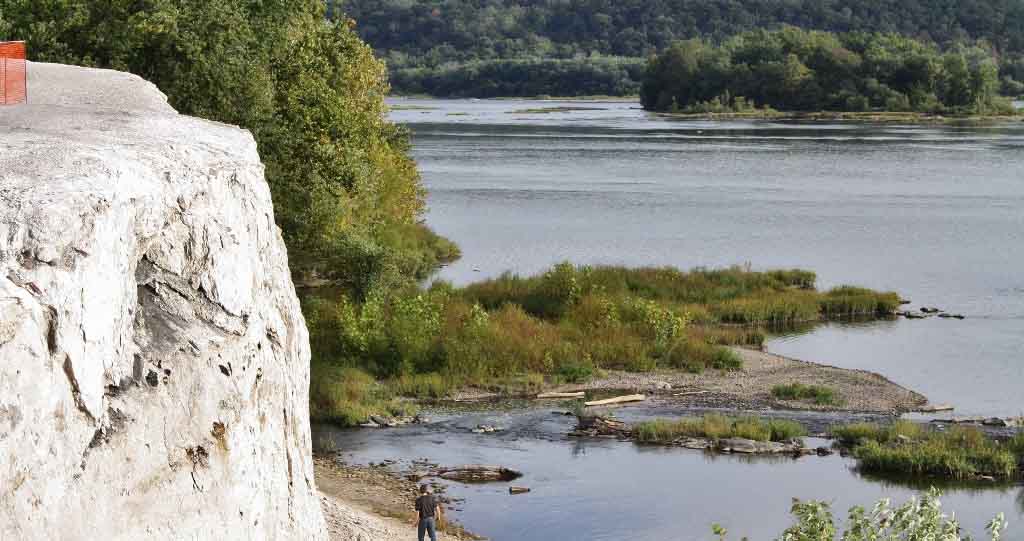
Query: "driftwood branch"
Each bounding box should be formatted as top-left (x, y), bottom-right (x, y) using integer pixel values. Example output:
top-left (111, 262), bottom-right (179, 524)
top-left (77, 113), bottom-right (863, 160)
top-left (537, 391), bottom-right (586, 399)
top-left (584, 394), bottom-right (645, 407)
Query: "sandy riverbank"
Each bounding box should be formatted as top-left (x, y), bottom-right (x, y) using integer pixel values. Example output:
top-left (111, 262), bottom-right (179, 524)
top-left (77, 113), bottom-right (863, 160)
top-left (316, 456), bottom-right (477, 541)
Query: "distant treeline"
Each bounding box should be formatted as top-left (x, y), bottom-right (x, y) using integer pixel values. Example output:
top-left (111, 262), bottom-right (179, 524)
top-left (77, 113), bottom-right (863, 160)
top-left (641, 27), bottom-right (1015, 114)
top-left (334, 0), bottom-right (1024, 97)
top-left (391, 57), bottom-right (645, 98)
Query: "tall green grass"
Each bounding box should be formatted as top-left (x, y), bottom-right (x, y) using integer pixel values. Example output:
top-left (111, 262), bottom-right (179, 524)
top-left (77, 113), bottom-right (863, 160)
top-left (772, 383), bottom-right (842, 406)
top-left (634, 414), bottom-right (806, 443)
top-left (309, 364), bottom-right (417, 425)
top-left (831, 422), bottom-right (1022, 480)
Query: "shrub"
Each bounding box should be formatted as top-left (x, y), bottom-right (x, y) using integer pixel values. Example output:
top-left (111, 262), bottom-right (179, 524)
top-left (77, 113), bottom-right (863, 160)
top-left (774, 489), bottom-right (1007, 541)
top-left (772, 383), bottom-right (842, 406)
top-left (556, 359), bottom-right (596, 383)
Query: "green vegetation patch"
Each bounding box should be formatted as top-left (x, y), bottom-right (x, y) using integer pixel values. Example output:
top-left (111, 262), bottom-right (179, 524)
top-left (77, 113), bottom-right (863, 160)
top-left (831, 422), bottom-right (1023, 480)
top-left (642, 27), bottom-right (1018, 116)
top-left (306, 263), bottom-right (898, 425)
top-left (635, 414), bottom-right (806, 444)
top-left (771, 383), bottom-right (843, 406)
top-left (340, 0), bottom-right (1024, 100)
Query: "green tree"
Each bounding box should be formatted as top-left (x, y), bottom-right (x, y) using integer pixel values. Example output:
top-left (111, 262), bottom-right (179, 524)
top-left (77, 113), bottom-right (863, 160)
top-left (1, 0), bottom-right (450, 290)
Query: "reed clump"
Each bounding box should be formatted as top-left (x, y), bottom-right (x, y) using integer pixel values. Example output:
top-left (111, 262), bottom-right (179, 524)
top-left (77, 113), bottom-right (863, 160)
top-left (772, 383), bottom-right (843, 406)
top-left (634, 414), bottom-right (806, 443)
top-left (831, 422), bottom-right (1022, 480)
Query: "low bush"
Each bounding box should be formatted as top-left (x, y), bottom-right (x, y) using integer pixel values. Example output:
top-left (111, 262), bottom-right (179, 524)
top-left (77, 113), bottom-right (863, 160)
top-left (772, 383), bottom-right (842, 406)
top-left (770, 488), bottom-right (1007, 541)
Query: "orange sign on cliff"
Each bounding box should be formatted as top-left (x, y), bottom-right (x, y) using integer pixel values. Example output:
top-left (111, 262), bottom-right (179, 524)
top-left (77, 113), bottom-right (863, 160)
top-left (1, 41), bottom-right (27, 105)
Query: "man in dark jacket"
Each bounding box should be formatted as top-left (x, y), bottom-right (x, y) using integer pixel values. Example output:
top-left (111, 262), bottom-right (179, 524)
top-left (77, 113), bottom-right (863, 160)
top-left (413, 484), bottom-right (441, 541)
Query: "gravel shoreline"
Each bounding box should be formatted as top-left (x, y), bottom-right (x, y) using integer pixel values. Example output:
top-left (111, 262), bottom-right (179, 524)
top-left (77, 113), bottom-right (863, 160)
top-left (455, 347), bottom-right (928, 414)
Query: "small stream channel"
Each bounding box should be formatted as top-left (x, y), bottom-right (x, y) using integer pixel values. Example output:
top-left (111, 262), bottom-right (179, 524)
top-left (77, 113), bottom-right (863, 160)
top-left (314, 404), bottom-right (1024, 540)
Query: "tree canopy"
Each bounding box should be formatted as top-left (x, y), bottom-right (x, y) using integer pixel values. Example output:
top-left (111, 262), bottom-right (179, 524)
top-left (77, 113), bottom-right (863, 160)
top-left (1, 0), bottom-right (455, 292)
top-left (640, 27), bottom-right (1013, 114)
top-left (335, 0), bottom-right (1024, 97)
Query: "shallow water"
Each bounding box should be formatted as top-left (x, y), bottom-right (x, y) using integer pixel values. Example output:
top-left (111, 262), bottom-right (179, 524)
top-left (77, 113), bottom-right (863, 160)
top-left (390, 98), bottom-right (1024, 418)
top-left (316, 407), bottom-right (1024, 540)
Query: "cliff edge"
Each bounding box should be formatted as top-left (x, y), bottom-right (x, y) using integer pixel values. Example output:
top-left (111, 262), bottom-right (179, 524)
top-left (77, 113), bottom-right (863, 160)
top-left (0, 62), bottom-right (327, 540)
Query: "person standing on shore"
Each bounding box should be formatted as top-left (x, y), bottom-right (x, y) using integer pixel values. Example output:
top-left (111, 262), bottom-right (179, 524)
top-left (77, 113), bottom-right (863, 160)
top-left (414, 484), bottom-right (442, 541)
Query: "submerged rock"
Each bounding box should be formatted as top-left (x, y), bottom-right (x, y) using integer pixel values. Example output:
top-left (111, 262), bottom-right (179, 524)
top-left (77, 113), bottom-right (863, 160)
top-left (716, 438), bottom-right (802, 454)
top-left (0, 63), bottom-right (325, 539)
top-left (437, 465), bottom-right (523, 483)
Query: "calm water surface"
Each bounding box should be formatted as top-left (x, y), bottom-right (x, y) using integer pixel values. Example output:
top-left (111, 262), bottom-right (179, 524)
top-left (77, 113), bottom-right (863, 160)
top-left (317, 406), bottom-right (1024, 540)
top-left (371, 98), bottom-right (1024, 538)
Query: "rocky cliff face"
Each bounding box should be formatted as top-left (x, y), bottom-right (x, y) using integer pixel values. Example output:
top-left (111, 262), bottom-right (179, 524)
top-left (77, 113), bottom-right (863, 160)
top-left (0, 63), bottom-right (326, 540)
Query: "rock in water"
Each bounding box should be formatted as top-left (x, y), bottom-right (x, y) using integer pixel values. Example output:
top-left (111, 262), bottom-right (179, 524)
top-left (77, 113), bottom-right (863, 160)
top-left (0, 63), bottom-right (326, 540)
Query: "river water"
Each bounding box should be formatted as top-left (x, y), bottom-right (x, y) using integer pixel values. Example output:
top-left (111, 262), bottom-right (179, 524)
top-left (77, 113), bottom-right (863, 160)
top-left (359, 98), bottom-right (1024, 538)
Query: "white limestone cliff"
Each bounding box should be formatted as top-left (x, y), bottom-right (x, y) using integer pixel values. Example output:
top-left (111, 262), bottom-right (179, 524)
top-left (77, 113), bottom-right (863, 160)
top-left (0, 62), bottom-right (327, 540)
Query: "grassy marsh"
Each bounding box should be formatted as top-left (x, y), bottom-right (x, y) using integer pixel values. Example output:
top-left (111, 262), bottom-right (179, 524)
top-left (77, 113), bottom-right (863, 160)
top-left (307, 263), bottom-right (899, 425)
top-left (831, 421), bottom-right (1024, 480)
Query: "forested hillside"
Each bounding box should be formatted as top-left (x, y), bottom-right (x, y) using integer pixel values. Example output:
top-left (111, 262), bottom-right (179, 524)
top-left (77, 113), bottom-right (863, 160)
top-left (334, 0), bottom-right (1024, 97)
top-left (641, 28), bottom-right (1013, 114)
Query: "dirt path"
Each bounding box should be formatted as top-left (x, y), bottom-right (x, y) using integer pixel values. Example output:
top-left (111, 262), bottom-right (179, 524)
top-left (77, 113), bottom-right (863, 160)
top-left (527, 347), bottom-right (927, 413)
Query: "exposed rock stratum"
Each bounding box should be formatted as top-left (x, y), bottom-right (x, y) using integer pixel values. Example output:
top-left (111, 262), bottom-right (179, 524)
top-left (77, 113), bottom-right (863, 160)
top-left (0, 63), bottom-right (327, 540)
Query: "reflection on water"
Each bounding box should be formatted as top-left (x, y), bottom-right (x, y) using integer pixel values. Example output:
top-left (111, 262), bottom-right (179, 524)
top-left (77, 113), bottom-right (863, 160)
top-left (390, 98), bottom-right (1024, 418)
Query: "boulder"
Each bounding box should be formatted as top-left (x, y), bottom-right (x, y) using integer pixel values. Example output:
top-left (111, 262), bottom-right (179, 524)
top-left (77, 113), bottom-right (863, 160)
top-left (0, 63), bottom-right (325, 540)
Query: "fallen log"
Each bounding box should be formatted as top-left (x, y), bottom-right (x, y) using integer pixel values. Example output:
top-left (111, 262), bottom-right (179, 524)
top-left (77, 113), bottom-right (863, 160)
top-left (436, 465), bottom-right (523, 483)
top-left (673, 390), bottom-right (709, 397)
top-left (584, 394), bottom-right (645, 407)
top-left (537, 391), bottom-right (586, 399)
top-left (509, 487), bottom-right (530, 495)
top-left (918, 404), bottom-right (954, 413)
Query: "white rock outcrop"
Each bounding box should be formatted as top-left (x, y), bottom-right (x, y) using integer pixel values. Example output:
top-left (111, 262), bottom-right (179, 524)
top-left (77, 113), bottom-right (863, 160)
top-left (0, 63), bottom-right (327, 540)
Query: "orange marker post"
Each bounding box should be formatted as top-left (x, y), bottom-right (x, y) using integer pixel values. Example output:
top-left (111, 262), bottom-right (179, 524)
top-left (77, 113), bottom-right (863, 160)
top-left (0, 41), bottom-right (27, 105)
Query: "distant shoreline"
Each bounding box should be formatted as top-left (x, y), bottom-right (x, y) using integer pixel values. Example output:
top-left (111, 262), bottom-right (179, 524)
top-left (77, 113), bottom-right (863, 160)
top-left (654, 110), bottom-right (1024, 123)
